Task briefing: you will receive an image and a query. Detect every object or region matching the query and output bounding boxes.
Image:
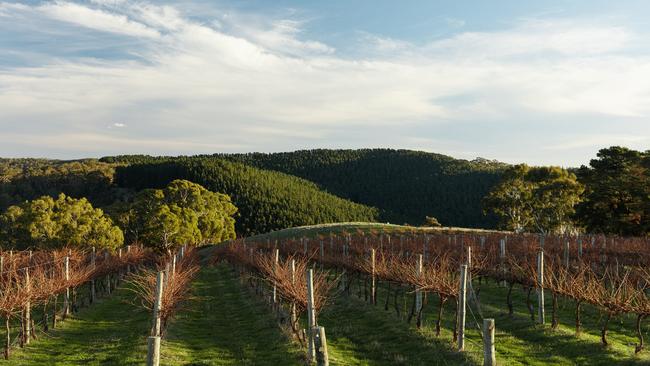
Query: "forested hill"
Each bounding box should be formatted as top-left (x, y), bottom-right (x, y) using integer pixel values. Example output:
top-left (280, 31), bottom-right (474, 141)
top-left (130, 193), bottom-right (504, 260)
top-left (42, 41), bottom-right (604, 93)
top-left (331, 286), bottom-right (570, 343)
top-left (216, 149), bottom-right (507, 228)
top-left (108, 157), bottom-right (379, 235)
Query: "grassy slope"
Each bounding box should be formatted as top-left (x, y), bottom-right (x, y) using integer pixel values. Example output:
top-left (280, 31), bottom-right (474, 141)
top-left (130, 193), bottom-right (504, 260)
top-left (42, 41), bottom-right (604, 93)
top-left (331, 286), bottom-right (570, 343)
top-left (245, 222), bottom-right (504, 242)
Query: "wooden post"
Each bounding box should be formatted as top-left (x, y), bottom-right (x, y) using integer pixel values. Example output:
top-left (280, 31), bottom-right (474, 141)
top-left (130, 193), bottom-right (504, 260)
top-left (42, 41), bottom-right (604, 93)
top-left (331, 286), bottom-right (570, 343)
top-left (480, 236), bottom-right (485, 251)
top-left (24, 268), bottom-right (30, 344)
top-left (319, 240), bottom-right (324, 263)
top-left (563, 239), bottom-right (570, 268)
top-left (152, 271), bottom-right (164, 336)
top-left (90, 247), bottom-right (96, 303)
top-left (483, 318), bottom-right (496, 366)
top-left (273, 249), bottom-right (279, 304)
top-left (577, 237), bottom-right (583, 260)
top-left (303, 237), bottom-right (308, 256)
top-left (314, 326), bottom-right (329, 366)
top-left (171, 254), bottom-right (176, 277)
top-left (458, 264), bottom-right (468, 351)
top-left (146, 336), bottom-right (161, 366)
top-left (499, 239), bottom-right (506, 287)
top-left (370, 249), bottom-right (376, 305)
top-left (415, 254), bottom-right (424, 327)
top-left (415, 254), bottom-right (423, 316)
top-left (290, 259), bottom-right (297, 328)
top-left (306, 269), bottom-right (316, 362)
top-left (104, 252), bottom-right (111, 295)
top-left (64, 256), bottom-right (70, 317)
top-left (537, 251), bottom-right (545, 325)
top-left (424, 235), bottom-right (429, 262)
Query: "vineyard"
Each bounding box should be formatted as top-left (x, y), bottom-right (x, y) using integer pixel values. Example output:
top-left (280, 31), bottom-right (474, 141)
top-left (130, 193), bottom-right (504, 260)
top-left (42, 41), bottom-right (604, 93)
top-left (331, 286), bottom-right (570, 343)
top-left (214, 228), bottom-right (650, 365)
top-left (1, 225), bottom-right (650, 365)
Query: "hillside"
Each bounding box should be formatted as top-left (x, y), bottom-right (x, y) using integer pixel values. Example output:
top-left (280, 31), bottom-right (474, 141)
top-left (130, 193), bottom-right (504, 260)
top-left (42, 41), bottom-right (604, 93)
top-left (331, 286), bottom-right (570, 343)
top-left (109, 157), bottom-right (379, 235)
top-left (217, 149), bottom-right (506, 228)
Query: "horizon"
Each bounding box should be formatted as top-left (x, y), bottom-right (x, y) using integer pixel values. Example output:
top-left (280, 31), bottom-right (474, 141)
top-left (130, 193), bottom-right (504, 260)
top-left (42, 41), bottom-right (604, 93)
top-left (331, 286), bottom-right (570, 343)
top-left (0, 146), bottom-right (619, 168)
top-left (1, 0), bottom-right (649, 166)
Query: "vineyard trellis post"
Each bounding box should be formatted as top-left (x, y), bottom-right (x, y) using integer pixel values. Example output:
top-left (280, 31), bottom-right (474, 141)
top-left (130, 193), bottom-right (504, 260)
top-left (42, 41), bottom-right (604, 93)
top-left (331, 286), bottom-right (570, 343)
top-left (319, 240), bottom-right (324, 267)
top-left (371, 248), bottom-right (376, 305)
top-left (537, 250), bottom-right (545, 325)
top-left (499, 239), bottom-right (506, 287)
top-left (146, 336), bottom-right (161, 366)
top-left (290, 259), bottom-right (297, 328)
top-left (415, 254), bottom-right (423, 325)
top-left (483, 318), bottom-right (496, 366)
top-left (90, 247), bottom-right (96, 304)
top-left (152, 271), bottom-right (164, 337)
top-left (273, 249), bottom-right (279, 305)
top-left (24, 268), bottom-right (31, 345)
top-left (563, 240), bottom-right (570, 268)
top-left (314, 325), bottom-right (329, 366)
top-left (306, 268), bottom-right (317, 363)
top-left (64, 256), bottom-right (70, 317)
top-left (577, 237), bottom-right (583, 260)
top-left (458, 264), bottom-right (468, 351)
top-left (104, 252), bottom-right (111, 295)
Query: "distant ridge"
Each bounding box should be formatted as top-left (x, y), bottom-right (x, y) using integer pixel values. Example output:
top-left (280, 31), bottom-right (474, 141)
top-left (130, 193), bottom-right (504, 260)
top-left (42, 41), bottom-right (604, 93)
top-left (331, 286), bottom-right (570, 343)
top-left (216, 149), bottom-right (506, 228)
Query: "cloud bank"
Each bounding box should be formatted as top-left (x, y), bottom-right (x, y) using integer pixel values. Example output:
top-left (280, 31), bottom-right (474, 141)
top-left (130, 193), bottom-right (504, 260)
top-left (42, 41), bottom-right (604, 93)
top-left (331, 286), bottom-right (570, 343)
top-left (0, 1), bottom-right (648, 165)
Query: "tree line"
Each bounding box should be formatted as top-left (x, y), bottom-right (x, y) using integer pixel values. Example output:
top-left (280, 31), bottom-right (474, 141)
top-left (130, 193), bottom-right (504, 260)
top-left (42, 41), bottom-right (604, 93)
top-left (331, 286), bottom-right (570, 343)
top-left (484, 146), bottom-right (650, 236)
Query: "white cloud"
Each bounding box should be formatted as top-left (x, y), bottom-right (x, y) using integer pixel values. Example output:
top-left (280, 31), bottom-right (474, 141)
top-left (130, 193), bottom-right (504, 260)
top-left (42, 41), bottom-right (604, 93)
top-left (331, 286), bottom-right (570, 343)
top-left (0, 1), bottom-right (649, 163)
top-left (37, 1), bottom-right (160, 38)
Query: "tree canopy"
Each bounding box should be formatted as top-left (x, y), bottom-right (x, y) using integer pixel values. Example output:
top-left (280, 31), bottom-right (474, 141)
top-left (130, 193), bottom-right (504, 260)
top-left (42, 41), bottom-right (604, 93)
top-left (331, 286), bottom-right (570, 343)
top-left (114, 179), bottom-right (237, 253)
top-left (0, 193), bottom-right (123, 250)
top-left (576, 146), bottom-right (650, 236)
top-left (483, 164), bottom-right (583, 234)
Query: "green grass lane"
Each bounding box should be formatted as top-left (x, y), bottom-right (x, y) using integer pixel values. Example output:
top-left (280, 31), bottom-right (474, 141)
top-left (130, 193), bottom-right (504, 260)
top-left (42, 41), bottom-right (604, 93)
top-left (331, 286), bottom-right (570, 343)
top-left (5, 286), bottom-right (150, 366)
top-left (160, 263), bottom-right (303, 366)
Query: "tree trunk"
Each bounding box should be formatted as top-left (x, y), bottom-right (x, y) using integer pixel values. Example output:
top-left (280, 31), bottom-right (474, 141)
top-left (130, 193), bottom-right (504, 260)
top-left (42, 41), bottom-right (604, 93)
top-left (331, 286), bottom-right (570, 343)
top-left (407, 288), bottom-right (416, 324)
top-left (4, 316), bottom-right (10, 360)
top-left (384, 282), bottom-right (391, 311)
top-left (575, 301), bottom-right (582, 335)
top-left (506, 282), bottom-right (514, 317)
top-left (551, 292), bottom-right (559, 329)
top-left (436, 295), bottom-right (447, 337)
top-left (526, 287), bottom-right (535, 322)
top-left (635, 314), bottom-right (647, 354)
top-left (602, 312), bottom-right (612, 346)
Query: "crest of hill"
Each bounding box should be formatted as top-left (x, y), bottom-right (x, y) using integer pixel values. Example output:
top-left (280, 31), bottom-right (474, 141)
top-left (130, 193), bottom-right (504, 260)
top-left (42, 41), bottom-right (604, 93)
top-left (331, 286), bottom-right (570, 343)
top-left (213, 149), bottom-right (507, 228)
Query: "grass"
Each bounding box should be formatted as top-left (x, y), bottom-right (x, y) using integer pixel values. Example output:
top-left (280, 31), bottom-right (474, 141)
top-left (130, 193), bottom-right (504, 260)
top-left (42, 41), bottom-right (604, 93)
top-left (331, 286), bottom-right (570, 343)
top-left (160, 263), bottom-right (303, 365)
top-left (3, 263), bottom-right (303, 365)
top-left (246, 222), bottom-right (504, 242)
top-left (342, 275), bottom-right (650, 365)
top-left (4, 285), bottom-right (150, 365)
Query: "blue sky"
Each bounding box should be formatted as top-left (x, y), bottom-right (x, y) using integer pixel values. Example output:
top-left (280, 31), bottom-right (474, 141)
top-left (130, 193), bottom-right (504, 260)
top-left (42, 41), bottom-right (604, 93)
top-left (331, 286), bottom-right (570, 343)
top-left (1, 0), bottom-right (649, 166)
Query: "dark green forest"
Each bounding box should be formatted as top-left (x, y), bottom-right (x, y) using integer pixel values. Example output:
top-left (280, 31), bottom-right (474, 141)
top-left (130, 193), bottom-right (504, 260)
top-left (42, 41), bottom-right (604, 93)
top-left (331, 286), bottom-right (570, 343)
top-left (108, 157), bottom-right (379, 235)
top-left (1, 147), bottom-right (648, 239)
top-left (216, 149), bottom-right (507, 228)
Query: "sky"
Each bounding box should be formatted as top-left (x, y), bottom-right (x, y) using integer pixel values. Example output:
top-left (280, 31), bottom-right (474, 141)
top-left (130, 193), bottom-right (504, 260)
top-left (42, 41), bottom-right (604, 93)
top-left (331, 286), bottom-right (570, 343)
top-left (1, 0), bottom-right (649, 166)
